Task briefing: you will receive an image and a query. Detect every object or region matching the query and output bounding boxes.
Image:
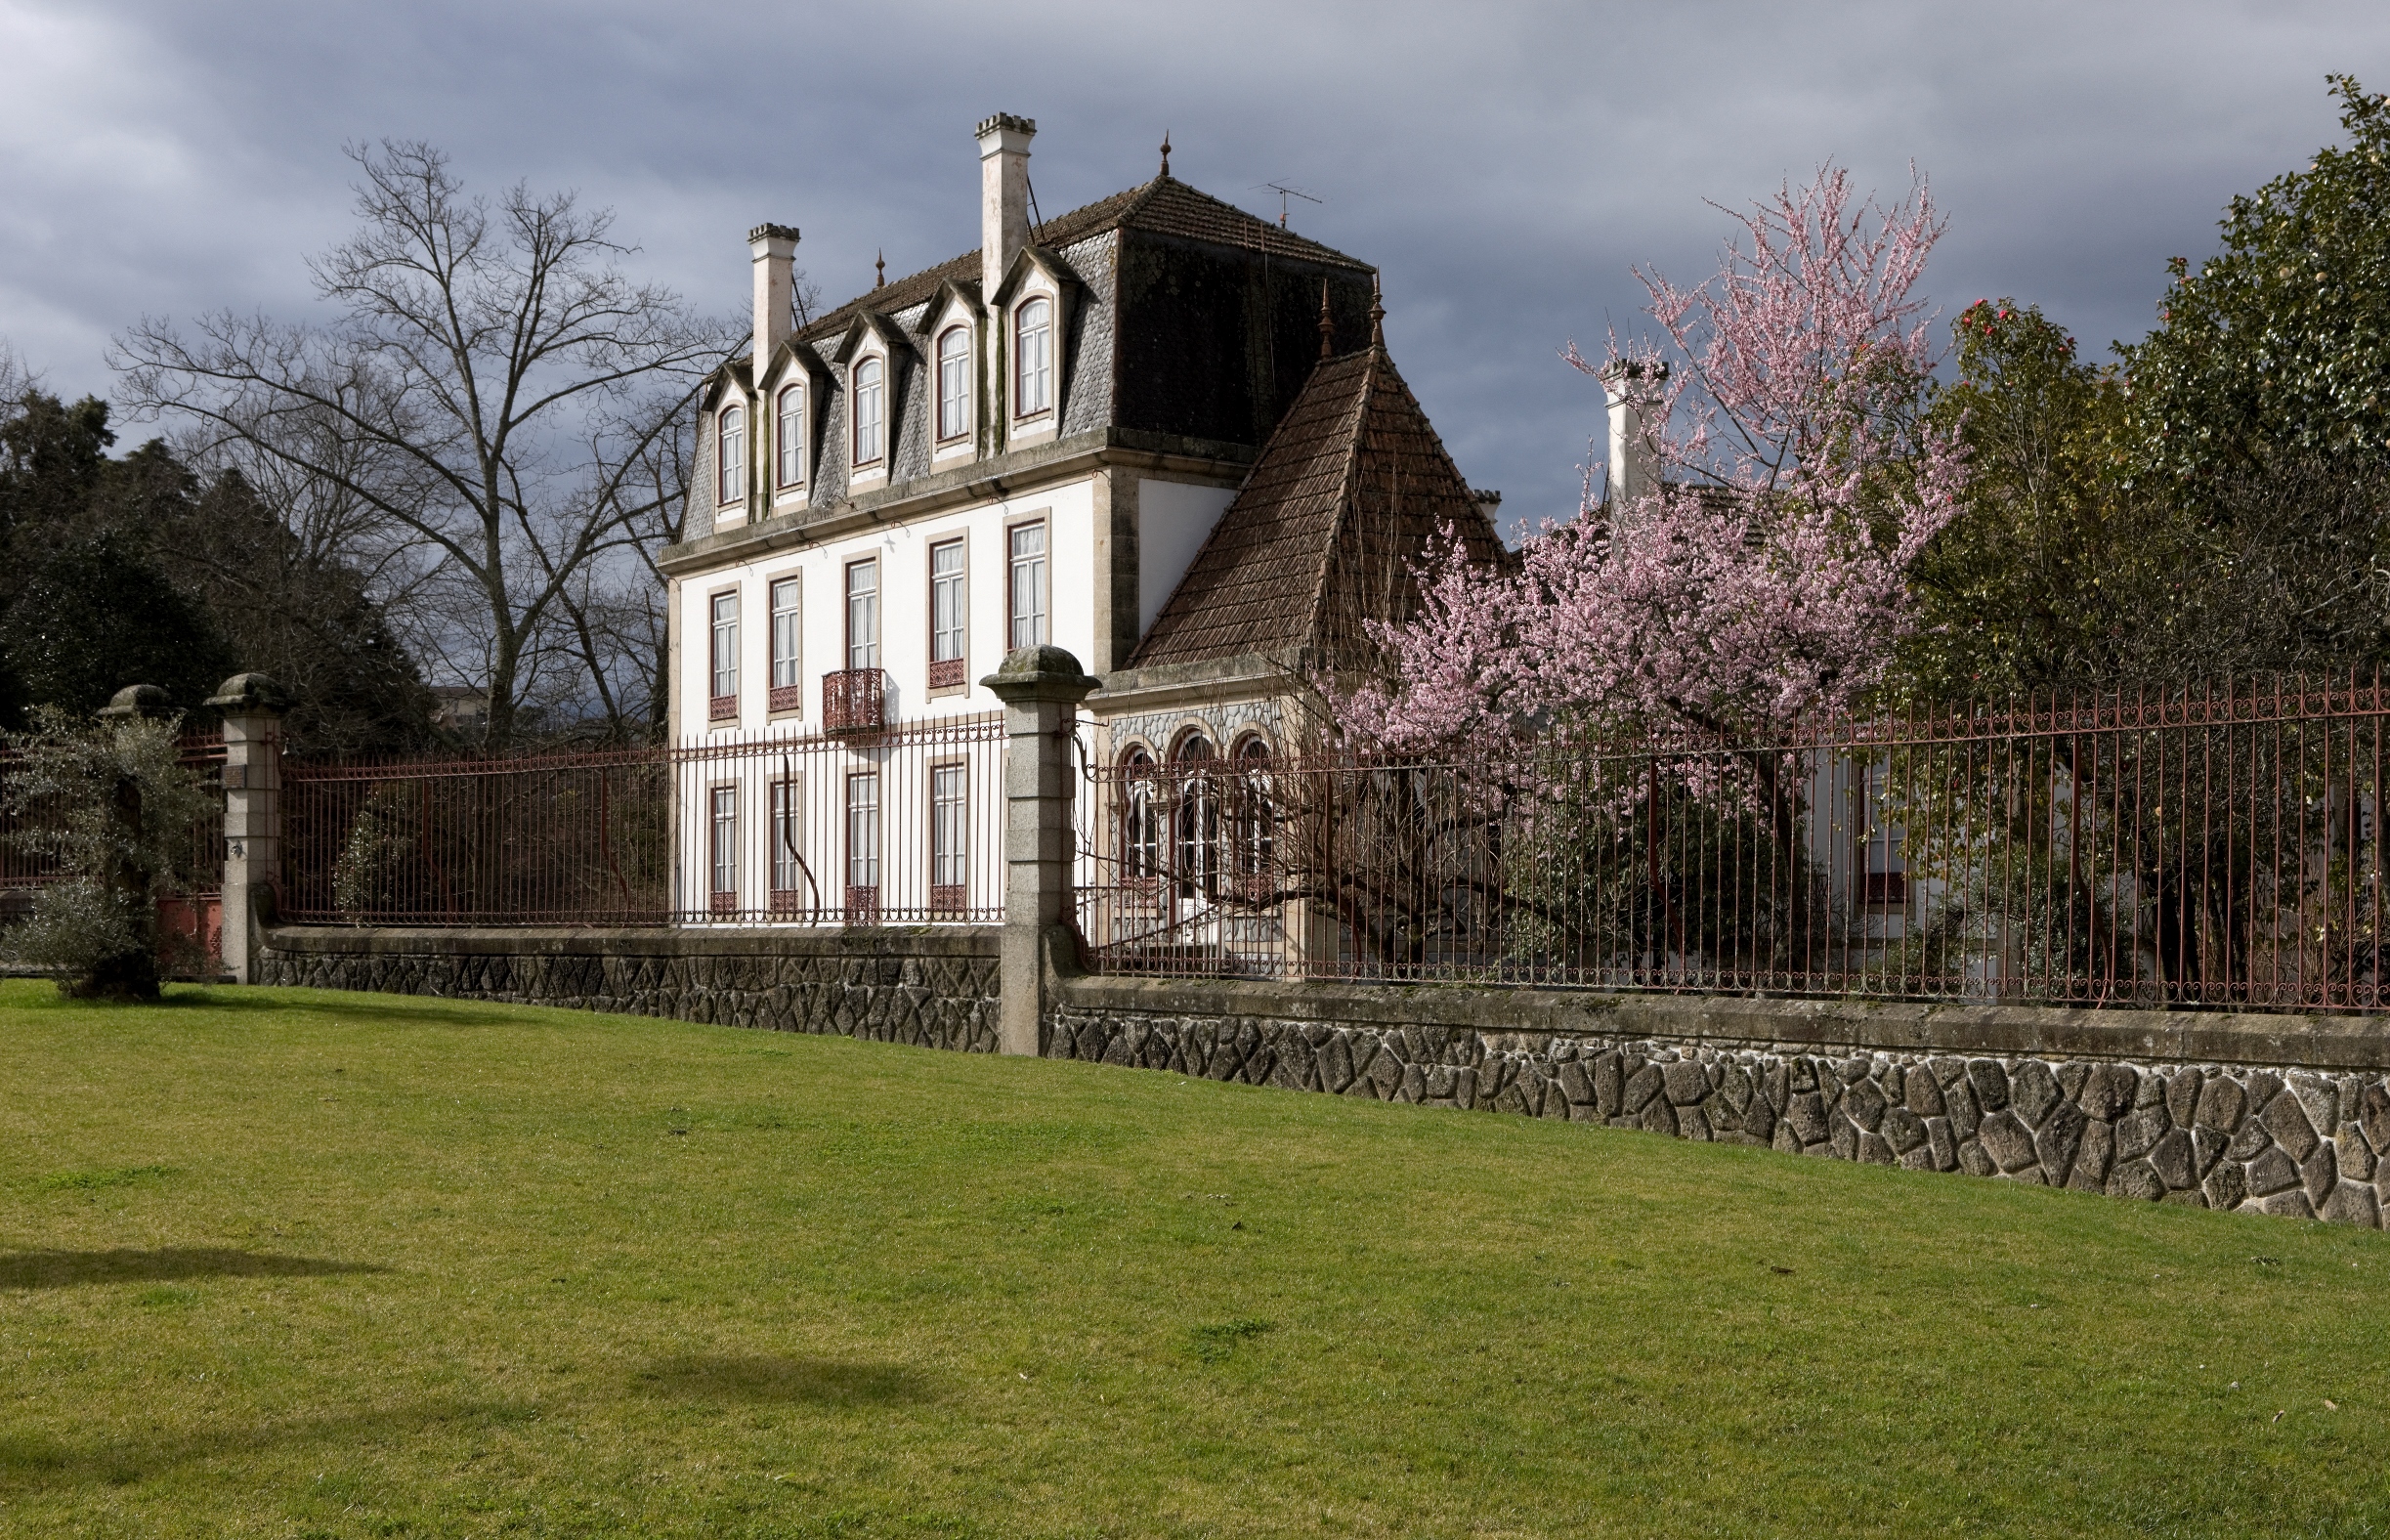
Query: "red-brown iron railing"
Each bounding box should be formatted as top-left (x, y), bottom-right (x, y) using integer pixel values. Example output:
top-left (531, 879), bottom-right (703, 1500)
top-left (823, 668), bottom-right (886, 736)
top-left (280, 713), bottom-right (1003, 925)
top-left (1075, 678), bottom-right (2390, 1013)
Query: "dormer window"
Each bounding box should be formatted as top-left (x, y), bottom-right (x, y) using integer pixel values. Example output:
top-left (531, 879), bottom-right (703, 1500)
top-left (1014, 298), bottom-right (1051, 417)
top-left (775, 385), bottom-right (804, 488)
top-left (936, 326), bottom-right (970, 442)
top-left (716, 404), bottom-right (746, 503)
top-left (852, 356), bottom-right (885, 467)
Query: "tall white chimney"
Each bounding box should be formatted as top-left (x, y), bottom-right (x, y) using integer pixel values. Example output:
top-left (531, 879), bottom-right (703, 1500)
top-left (1600, 361), bottom-right (1668, 510)
top-left (749, 223), bottom-right (799, 381)
top-left (976, 113), bottom-right (1035, 304)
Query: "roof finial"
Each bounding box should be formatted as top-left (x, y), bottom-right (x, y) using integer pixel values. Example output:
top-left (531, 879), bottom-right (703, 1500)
top-left (874, 250), bottom-right (885, 289)
top-left (1368, 273), bottom-right (1385, 350)
top-left (1318, 279), bottom-right (1335, 360)
top-left (1159, 131), bottom-right (1172, 178)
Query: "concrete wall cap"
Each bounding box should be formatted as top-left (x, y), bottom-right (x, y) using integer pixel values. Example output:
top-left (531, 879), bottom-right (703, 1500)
top-left (982, 646), bottom-right (1101, 700)
top-left (97, 683), bottom-right (173, 719)
top-left (203, 673), bottom-right (293, 713)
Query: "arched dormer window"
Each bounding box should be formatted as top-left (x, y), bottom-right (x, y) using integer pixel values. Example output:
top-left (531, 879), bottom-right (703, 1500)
top-left (775, 385), bottom-right (804, 489)
top-left (936, 326), bottom-right (970, 443)
top-left (1014, 297), bottom-right (1052, 418)
top-left (716, 404), bottom-right (746, 504)
top-left (851, 356), bottom-right (884, 467)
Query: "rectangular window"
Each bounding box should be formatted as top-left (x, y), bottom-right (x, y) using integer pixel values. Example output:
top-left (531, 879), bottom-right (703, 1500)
top-left (768, 576), bottom-right (801, 712)
top-left (1008, 522), bottom-right (1046, 651)
top-left (708, 589), bottom-right (739, 721)
top-left (845, 557), bottom-right (879, 671)
top-left (931, 763), bottom-right (966, 910)
top-left (770, 776), bottom-right (803, 911)
top-left (928, 538), bottom-right (966, 689)
top-left (846, 771), bottom-right (880, 922)
top-left (708, 785), bottom-right (738, 912)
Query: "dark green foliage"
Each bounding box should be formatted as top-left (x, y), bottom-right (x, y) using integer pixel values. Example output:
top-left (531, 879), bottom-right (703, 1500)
top-left (0, 534), bottom-right (236, 719)
top-left (0, 387), bottom-right (430, 749)
top-left (2123, 75), bottom-right (2390, 483)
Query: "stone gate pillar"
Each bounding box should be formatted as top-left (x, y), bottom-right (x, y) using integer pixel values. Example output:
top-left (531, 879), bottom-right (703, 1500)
top-left (204, 673), bottom-right (290, 985)
top-left (982, 646), bottom-right (1099, 1055)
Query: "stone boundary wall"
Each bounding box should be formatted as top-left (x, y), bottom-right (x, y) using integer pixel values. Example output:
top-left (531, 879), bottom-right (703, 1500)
top-left (1051, 977), bottom-right (2390, 1229)
top-left (259, 925), bottom-right (1003, 1052)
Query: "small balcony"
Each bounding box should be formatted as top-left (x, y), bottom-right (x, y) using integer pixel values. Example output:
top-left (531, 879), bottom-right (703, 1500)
top-left (823, 668), bottom-right (886, 736)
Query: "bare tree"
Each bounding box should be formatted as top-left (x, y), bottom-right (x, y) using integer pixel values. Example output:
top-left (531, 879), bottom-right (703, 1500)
top-left (114, 142), bottom-right (739, 749)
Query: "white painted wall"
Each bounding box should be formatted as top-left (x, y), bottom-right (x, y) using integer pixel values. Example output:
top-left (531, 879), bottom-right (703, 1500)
top-left (1137, 477), bottom-right (1235, 636)
top-left (675, 475), bottom-right (1100, 744)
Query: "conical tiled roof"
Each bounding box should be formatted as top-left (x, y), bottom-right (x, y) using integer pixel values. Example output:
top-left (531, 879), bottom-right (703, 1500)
top-left (1129, 343), bottom-right (1506, 667)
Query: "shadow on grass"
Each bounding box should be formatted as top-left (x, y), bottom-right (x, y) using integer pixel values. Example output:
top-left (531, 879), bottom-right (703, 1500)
top-left (0, 1397), bottom-right (531, 1493)
top-left (0, 1248), bottom-right (389, 1290)
top-left (633, 1354), bottom-right (930, 1407)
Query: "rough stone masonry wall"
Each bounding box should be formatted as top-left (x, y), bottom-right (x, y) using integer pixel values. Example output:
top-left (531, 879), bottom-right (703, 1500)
top-left (258, 926), bottom-right (1003, 1052)
top-left (1048, 984), bottom-right (2390, 1229)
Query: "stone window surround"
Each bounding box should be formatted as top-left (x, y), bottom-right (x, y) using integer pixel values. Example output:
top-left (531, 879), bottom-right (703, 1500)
top-left (766, 568), bottom-right (803, 718)
top-left (705, 582), bottom-right (741, 726)
top-left (926, 535), bottom-right (969, 699)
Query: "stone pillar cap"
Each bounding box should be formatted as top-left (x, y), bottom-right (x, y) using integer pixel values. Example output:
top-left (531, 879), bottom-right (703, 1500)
top-left (203, 672), bottom-right (293, 712)
top-left (97, 683), bottom-right (173, 720)
top-left (981, 645), bottom-right (1101, 701)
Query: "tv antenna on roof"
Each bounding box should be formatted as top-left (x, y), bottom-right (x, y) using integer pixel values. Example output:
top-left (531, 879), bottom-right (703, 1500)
top-left (1259, 182), bottom-right (1321, 229)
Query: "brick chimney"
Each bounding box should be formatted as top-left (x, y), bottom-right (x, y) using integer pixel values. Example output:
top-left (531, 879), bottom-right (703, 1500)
top-left (976, 113), bottom-right (1035, 305)
top-left (1600, 361), bottom-right (1668, 509)
top-left (749, 223), bottom-right (799, 382)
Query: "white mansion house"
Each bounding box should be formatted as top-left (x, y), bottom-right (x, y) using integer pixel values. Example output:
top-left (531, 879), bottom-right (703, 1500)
top-left (657, 112), bottom-right (1503, 924)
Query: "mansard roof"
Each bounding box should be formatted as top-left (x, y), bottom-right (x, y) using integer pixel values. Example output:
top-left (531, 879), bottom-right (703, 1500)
top-left (1129, 340), bottom-right (1508, 669)
top-left (797, 174), bottom-right (1371, 346)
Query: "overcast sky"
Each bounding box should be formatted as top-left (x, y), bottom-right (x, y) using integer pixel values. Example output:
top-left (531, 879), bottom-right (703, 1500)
top-left (4, 0), bottom-right (2386, 532)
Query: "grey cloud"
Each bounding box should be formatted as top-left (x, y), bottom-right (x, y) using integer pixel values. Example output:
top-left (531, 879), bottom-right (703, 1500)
top-left (3, 0), bottom-right (2386, 527)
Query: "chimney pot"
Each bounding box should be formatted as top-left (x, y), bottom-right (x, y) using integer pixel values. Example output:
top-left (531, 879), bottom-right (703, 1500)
top-left (976, 112), bottom-right (1036, 305)
top-left (1599, 361), bottom-right (1668, 509)
top-left (750, 224), bottom-right (799, 384)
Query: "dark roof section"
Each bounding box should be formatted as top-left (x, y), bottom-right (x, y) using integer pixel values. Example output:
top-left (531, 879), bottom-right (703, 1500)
top-left (797, 175), bottom-right (1369, 345)
top-left (1129, 342), bottom-right (1507, 668)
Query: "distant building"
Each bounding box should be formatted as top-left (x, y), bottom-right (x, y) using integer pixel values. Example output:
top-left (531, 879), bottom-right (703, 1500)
top-left (428, 685), bottom-right (489, 741)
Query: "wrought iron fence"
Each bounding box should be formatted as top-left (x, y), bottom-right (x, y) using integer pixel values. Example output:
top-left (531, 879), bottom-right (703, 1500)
top-left (280, 714), bottom-right (1005, 926)
top-left (1074, 679), bottom-right (2390, 1012)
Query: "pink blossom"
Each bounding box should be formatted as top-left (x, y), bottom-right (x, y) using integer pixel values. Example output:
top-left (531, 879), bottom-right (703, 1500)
top-left (1344, 165), bottom-right (1966, 752)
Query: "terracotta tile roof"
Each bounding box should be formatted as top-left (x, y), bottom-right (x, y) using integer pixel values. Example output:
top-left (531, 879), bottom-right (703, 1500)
top-left (1129, 343), bottom-right (1506, 668)
top-left (797, 176), bottom-right (1368, 345)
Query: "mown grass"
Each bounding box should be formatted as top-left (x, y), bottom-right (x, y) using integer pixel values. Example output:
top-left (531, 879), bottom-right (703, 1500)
top-left (0, 976), bottom-right (2383, 1538)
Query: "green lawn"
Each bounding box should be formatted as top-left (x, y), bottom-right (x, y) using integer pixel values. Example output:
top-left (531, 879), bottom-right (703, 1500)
top-left (0, 981), bottom-right (2383, 1538)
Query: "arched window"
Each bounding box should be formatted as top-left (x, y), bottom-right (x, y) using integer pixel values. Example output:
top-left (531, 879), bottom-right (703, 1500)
top-left (1172, 731), bottom-right (1216, 897)
top-left (716, 404), bottom-right (746, 504)
top-left (775, 385), bottom-right (804, 488)
top-left (1229, 735), bottom-right (1274, 883)
top-left (1120, 747), bottom-right (1159, 883)
top-left (936, 326), bottom-right (970, 442)
top-left (852, 357), bottom-right (884, 466)
top-left (1014, 297), bottom-right (1051, 417)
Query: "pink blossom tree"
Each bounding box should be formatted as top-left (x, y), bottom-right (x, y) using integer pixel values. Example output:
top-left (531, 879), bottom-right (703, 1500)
top-left (1344, 165), bottom-right (1967, 753)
